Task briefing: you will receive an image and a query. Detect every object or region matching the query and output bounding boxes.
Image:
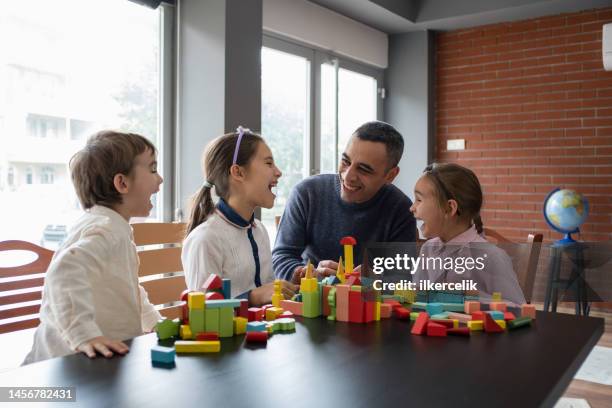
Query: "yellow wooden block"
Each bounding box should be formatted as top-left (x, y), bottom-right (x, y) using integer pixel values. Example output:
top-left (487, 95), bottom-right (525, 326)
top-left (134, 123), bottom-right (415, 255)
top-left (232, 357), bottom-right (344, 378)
top-left (495, 319), bottom-right (507, 329)
top-left (233, 317), bottom-right (247, 335)
top-left (300, 277), bottom-right (318, 292)
top-left (374, 301), bottom-right (381, 321)
top-left (492, 292), bottom-right (502, 301)
top-left (266, 307), bottom-right (284, 321)
top-left (180, 324), bottom-right (192, 339)
top-left (452, 319), bottom-right (459, 328)
top-left (175, 340), bottom-right (220, 353)
top-left (187, 292), bottom-right (205, 309)
top-left (467, 320), bottom-right (483, 331)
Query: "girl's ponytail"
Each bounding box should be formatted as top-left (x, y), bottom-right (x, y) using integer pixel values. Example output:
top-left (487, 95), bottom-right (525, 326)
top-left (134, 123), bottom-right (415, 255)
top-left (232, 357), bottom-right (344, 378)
top-left (473, 213), bottom-right (484, 235)
top-left (186, 182), bottom-right (215, 236)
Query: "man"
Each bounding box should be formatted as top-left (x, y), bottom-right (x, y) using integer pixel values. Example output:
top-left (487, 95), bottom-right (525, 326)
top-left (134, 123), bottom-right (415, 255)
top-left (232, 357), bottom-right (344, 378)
top-left (273, 121), bottom-right (416, 282)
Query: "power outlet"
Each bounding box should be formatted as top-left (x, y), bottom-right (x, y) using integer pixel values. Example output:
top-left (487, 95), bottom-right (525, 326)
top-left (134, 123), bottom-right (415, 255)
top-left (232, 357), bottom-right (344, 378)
top-left (447, 139), bottom-right (465, 151)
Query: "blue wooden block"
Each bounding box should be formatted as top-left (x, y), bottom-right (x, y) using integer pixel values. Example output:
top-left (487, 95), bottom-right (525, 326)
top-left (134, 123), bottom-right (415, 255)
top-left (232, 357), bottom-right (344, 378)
top-left (426, 302), bottom-right (444, 316)
top-left (246, 321), bottom-right (267, 332)
top-left (222, 279), bottom-right (231, 300)
top-left (151, 345), bottom-right (175, 364)
top-left (206, 299), bottom-right (241, 309)
top-left (487, 310), bottom-right (504, 320)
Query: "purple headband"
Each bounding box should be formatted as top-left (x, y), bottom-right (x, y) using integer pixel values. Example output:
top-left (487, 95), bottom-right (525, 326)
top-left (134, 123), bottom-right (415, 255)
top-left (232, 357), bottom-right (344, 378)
top-left (232, 126), bottom-right (250, 165)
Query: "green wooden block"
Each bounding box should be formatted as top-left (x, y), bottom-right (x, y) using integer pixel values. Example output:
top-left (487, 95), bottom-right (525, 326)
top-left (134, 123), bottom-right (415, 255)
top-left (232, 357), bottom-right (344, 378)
top-left (302, 291), bottom-right (321, 318)
top-left (155, 318), bottom-right (179, 340)
top-left (508, 316), bottom-right (532, 330)
top-left (441, 303), bottom-right (465, 312)
top-left (410, 312), bottom-right (420, 321)
top-left (204, 308), bottom-right (219, 333)
top-left (431, 312), bottom-right (449, 319)
top-left (219, 307), bottom-right (234, 337)
top-left (189, 308), bottom-right (205, 334)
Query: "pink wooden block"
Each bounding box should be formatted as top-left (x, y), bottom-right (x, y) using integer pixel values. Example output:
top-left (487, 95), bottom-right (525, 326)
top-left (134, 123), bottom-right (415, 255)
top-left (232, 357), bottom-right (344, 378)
top-left (464, 301), bottom-right (480, 314)
top-left (336, 285), bottom-right (350, 322)
top-left (447, 312), bottom-right (472, 323)
top-left (489, 302), bottom-right (507, 312)
top-left (521, 304), bottom-right (537, 319)
top-left (380, 303), bottom-right (392, 319)
top-left (279, 300), bottom-right (303, 316)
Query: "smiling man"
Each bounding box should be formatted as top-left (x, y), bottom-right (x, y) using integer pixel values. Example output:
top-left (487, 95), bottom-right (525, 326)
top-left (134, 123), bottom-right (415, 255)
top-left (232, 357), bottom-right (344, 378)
top-left (272, 121), bottom-right (417, 282)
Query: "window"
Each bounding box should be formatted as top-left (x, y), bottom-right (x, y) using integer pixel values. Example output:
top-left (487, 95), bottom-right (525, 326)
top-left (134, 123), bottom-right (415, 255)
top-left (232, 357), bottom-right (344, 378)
top-left (0, 0), bottom-right (170, 249)
top-left (261, 35), bottom-right (382, 238)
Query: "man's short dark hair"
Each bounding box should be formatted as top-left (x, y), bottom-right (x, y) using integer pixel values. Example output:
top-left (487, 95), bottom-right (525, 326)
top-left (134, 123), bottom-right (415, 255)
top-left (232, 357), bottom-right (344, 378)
top-left (353, 121), bottom-right (404, 168)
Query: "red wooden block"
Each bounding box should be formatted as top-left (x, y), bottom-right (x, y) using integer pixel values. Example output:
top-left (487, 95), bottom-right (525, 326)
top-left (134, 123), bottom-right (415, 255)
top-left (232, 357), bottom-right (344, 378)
top-left (447, 327), bottom-right (470, 336)
top-left (238, 299), bottom-right (249, 318)
top-left (471, 311), bottom-right (485, 321)
top-left (394, 306), bottom-right (411, 320)
top-left (180, 289), bottom-right (192, 301)
top-left (196, 332), bottom-right (219, 341)
top-left (503, 312), bottom-right (516, 321)
top-left (245, 331), bottom-right (267, 343)
top-left (411, 312), bottom-right (429, 335)
top-left (364, 301), bottom-right (376, 323)
top-left (322, 285), bottom-right (331, 316)
top-left (484, 313), bottom-right (505, 333)
top-left (349, 290), bottom-right (364, 323)
top-left (380, 303), bottom-right (393, 319)
top-left (180, 289), bottom-right (192, 324)
top-left (248, 307), bottom-right (264, 322)
top-left (489, 302), bottom-right (507, 312)
top-left (206, 291), bottom-right (224, 301)
top-left (430, 319), bottom-right (454, 328)
top-left (346, 274), bottom-right (361, 286)
top-left (203, 274), bottom-right (223, 291)
top-left (427, 322), bottom-right (447, 337)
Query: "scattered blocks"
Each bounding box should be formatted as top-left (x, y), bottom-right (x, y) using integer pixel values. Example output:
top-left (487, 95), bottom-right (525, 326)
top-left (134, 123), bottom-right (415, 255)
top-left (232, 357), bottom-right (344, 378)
top-left (430, 312), bottom-right (450, 320)
top-left (248, 307), bottom-right (264, 322)
top-left (246, 321), bottom-right (267, 332)
top-left (521, 304), bottom-right (537, 319)
top-left (427, 322), bottom-right (447, 337)
top-left (276, 318), bottom-right (296, 331)
top-left (175, 340), bottom-right (220, 353)
top-left (394, 307), bottom-right (411, 320)
top-left (265, 307), bottom-right (284, 321)
top-left (411, 312), bottom-right (429, 335)
top-left (155, 318), bottom-right (180, 340)
top-left (503, 312), bottom-right (516, 321)
top-left (467, 320), bottom-right (483, 331)
top-left (245, 331), bottom-right (268, 344)
top-left (508, 316), bottom-right (532, 330)
top-left (151, 345), bottom-right (175, 366)
top-left (426, 303), bottom-right (444, 316)
top-left (484, 313), bottom-right (505, 333)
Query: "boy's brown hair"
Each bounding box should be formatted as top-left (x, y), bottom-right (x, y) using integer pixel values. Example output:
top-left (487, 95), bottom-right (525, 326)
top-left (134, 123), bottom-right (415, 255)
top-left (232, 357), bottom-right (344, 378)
top-left (70, 130), bottom-right (157, 209)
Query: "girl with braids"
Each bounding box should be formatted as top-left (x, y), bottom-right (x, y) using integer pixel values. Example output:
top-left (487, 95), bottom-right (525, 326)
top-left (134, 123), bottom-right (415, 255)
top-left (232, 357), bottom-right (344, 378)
top-left (181, 127), bottom-right (298, 305)
top-left (410, 163), bottom-right (525, 305)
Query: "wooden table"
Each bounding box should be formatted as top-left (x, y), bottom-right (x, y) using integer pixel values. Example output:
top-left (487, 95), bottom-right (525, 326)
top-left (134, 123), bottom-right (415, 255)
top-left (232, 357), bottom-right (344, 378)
top-left (0, 311), bottom-right (603, 407)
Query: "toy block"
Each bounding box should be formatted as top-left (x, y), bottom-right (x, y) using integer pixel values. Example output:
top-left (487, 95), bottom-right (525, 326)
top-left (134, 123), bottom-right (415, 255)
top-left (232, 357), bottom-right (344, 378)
top-left (487, 310), bottom-right (504, 320)
top-left (151, 345), bottom-right (175, 364)
top-left (222, 278), bottom-right (232, 299)
top-left (269, 320), bottom-right (282, 333)
top-left (380, 303), bottom-right (393, 319)
top-left (206, 299), bottom-right (241, 309)
top-left (446, 312), bottom-right (472, 324)
top-left (383, 299), bottom-right (402, 309)
top-left (382, 295), bottom-right (403, 302)
top-left (508, 316), bottom-right (532, 330)
top-left (441, 303), bottom-right (465, 312)
top-left (322, 285), bottom-right (332, 316)
top-left (394, 306), bottom-right (411, 320)
top-left (426, 322), bottom-right (447, 337)
top-left (363, 301), bottom-right (374, 323)
top-left (219, 306), bottom-right (234, 338)
top-left (447, 327), bottom-right (470, 336)
top-left (394, 289), bottom-right (416, 304)
top-left (411, 312), bottom-right (429, 335)
top-left (489, 302), bottom-right (507, 312)
top-left (292, 293), bottom-right (302, 302)
top-left (430, 319), bottom-right (455, 328)
top-left (238, 299), bottom-right (249, 318)
top-left (464, 301), bottom-right (480, 314)
top-left (266, 323), bottom-right (274, 334)
top-left (233, 317), bottom-right (247, 335)
top-left (336, 256), bottom-right (346, 283)
top-left (327, 276), bottom-right (341, 285)
top-left (279, 300), bottom-right (303, 316)
top-left (426, 303), bottom-right (444, 316)
top-left (492, 292), bottom-right (502, 301)
top-left (206, 291), bottom-right (224, 301)
top-left (203, 274), bottom-right (223, 291)
top-left (346, 275), bottom-right (361, 287)
top-left (340, 236), bottom-right (356, 273)
top-left (196, 332), bottom-right (219, 341)
top-left (175, 340), bottom-right (220, 353)
top-left (188, 292), bottom-right (205, 309)
top-left (471, 311), bottom-right (485, 321)
top-left (189, 308), bottom-right (205, 334)
top-left (180, 289), bottom-right (192, 302)
top-left (484, 313), bottom-right (505, 333)
top-left (335, 284), bottom-right (350, 322)
top-left (300, 277), bottom-right (318, 293)
top-left (410, 311), bottom-right (420, 321)
top-left (349, 289), bottom-right (364, 323)
top-left (279, 311), bottom-right (294, 319)
top-left (245, 331), bottom-right (268, 343)
top-left (302, 291), bottom-right (321, 318)
top-left (277, 318), bottom-right (296, 331)
top-left (182, 304), bottom-right (189, 324)
top-left (155, 318), bottom-right (180, 340)
top-left (248, 307), bottom-right (264, 321)
top-left (265, 307), bottom-right (284, 321)
top-left (271, 279), bottom-right (283, 307)
top-left (246, 321), bottom-right (267, 332)
top-left (411, 302), bottom-right (427, 310)
top-left (503, 312), bottom-right (516, 321)
top-left (180, 324), bottom-right (193, 340)
top-left (495, 320), bottom-right (507, 330)
top-left (467, 320), bottom-right (483, 331)
top-left (430, 312), bottom-right (449, 320)
top-left (521, 304), bottom-right (537, 319)
top-left (374, 301), bottom-right (381, 321)
top-left (204, 308), bottom-right (219, 333)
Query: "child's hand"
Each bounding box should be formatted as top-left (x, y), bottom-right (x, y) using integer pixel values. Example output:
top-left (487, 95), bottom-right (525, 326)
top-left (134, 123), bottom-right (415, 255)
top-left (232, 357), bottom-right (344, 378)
top-left (76, 336), bottom-right (129, 359)
top-left (249, 280), bottom-right (299, 306)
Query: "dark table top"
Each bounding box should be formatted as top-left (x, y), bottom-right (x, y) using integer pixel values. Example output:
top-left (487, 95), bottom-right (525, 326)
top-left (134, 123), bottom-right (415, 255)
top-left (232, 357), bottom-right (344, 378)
top-left (0, 311), bottom-right (604, 408)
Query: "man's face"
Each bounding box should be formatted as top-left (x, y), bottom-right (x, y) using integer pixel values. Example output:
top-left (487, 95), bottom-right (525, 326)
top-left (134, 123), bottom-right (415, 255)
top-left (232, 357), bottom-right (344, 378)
top-left (338, 136), bottom-right (399, 203)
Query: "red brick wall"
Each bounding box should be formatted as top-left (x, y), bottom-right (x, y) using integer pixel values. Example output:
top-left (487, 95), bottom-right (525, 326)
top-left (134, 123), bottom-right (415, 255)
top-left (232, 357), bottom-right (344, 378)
top-left (436, 8), bottom-right (612, 242)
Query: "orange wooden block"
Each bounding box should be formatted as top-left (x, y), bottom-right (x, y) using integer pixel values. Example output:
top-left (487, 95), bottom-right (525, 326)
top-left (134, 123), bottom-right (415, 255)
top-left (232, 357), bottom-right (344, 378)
top-left (464, 301), bottom-right (480, 314)
top-left (489, 302), bottom-right (507, 312)
top-left (521, 304), bottom-right (537, 319)
top-left (279, 300), bottom-right (303, 316)
top-left (336, 285), bottom-right (350, 322)
top-left (380, 303), bottom-right (393, 318)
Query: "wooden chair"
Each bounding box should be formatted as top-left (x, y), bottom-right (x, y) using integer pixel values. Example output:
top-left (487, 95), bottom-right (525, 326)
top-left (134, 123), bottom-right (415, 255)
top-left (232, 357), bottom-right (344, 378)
top-left (132, 222), bottom-right (187, 320)
top-left (0, 240), bottom-right (54, 334)
top-left (484, 228), bottom-right (543, 304)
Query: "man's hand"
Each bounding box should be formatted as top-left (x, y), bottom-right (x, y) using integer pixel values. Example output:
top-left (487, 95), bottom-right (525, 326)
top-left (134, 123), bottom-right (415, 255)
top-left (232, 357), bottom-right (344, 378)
top-left (77, 336), bottom-right (129, 359)
top-left (315, 260), bottom-right (339, 278)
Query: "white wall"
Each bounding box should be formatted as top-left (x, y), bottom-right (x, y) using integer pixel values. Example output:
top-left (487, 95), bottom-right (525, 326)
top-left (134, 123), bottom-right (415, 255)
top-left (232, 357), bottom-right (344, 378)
top-left (263, 0), bottom-right (388, 68)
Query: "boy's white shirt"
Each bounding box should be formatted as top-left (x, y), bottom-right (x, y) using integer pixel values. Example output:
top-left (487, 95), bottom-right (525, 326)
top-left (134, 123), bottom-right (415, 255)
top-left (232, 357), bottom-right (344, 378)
top-left (24, 205), bottom-right (161, 364)
top-left (182, 209), bottom-right (275, 297)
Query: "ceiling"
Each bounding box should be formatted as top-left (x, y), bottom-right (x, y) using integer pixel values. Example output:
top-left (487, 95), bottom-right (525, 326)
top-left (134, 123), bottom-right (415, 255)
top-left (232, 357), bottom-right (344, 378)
top-left (308, 0), bottom-right (612, 34)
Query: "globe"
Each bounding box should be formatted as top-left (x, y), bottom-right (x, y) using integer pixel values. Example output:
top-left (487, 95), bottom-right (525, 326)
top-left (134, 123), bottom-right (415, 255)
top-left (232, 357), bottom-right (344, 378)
top-left (543, 188), bottom-right (589, 243)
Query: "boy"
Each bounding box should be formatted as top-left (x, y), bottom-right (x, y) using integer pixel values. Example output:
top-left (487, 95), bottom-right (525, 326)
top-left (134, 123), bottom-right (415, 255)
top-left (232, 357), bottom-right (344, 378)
top-left (24, 130), bottom-right (163, 363)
